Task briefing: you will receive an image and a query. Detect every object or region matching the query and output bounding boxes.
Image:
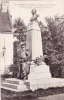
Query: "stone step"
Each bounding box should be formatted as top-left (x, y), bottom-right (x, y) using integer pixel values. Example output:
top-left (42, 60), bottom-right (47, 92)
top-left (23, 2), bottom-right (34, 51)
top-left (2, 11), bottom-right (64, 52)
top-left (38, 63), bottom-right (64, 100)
top-left (1, 78), bottom-right (30, 92)
top-left (1, 85), bottom-right (29, 92)
top-left (5, 78), bottom-right (30, 89)
top-left (1, 86), bottom-right (20, 92)
top-left (1, 82), bottom-right (29, 91)
top-left (2, 82), bottom-right (27, 89)
top-left (2, 83), bottom-right (18, 89)
top-left (5, 78), bottom-right (24, 85)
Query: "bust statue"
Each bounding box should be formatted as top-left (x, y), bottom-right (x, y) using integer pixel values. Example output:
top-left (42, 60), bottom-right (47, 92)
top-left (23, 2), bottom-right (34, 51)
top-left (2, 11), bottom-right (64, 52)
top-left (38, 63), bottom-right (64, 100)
top-left (30, 9), bottom-right (39, 22)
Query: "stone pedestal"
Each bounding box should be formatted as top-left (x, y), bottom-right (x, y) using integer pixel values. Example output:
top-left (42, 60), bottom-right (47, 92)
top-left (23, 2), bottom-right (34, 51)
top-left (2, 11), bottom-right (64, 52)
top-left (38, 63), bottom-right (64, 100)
top-left (28, 62), bottom-right (51, 79)
top-left (27, 62), bottom-right (64, 91)
top-left (26, 21), bottom-right (43, 60)
top-left (28, 62), bottom-right (51, 90)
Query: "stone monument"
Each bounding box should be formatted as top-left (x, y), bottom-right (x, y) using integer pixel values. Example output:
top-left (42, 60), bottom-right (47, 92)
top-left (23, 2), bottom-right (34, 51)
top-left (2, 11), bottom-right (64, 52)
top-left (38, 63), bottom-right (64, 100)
top-left (26, 9), bottom-right (43, 60)
top-left (26, 9), bottom-right (51, 90)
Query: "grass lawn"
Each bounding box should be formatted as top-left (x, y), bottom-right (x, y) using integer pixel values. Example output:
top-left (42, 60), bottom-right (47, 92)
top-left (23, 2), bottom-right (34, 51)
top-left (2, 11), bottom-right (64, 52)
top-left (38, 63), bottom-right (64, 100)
top-left (1, 87), bottom-right (64, 100)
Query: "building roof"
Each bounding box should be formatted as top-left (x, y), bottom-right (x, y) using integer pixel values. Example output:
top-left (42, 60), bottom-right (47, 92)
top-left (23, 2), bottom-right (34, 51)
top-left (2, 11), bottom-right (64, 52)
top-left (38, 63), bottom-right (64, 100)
top-left (0, 11), bottom-right (12, 32)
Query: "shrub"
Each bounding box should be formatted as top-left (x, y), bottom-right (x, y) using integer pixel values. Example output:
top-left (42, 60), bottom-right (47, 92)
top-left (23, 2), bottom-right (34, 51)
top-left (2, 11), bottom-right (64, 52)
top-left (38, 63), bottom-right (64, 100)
top-left (1, 73), bottom-right (12, 80)
top-left (9, 64), bottom-right (19, 78)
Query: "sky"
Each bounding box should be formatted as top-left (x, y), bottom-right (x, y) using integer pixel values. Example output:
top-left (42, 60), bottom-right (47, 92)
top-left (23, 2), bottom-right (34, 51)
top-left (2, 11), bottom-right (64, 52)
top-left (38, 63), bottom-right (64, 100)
top-left (3, 0), bottom-right (64, 26)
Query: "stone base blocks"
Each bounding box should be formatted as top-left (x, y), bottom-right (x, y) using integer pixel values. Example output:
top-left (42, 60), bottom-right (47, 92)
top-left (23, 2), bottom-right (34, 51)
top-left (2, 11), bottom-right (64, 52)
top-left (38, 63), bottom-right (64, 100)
top-left (1, 78), bottom-right (30, 92)
top-left (28, 63), bottom-right (64, 91)
top-left (28, 63), bottom-right (51, 79)
top-left (1, 63), bottom-right (64, 92)
top-left (28, 78), bottom-right (64, 91)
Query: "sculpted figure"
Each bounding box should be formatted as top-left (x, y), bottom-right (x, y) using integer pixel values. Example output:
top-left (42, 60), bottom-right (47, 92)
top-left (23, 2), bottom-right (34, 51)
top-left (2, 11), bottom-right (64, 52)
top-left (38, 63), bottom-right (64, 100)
top-left (30, 9), bottom-right (39, 22)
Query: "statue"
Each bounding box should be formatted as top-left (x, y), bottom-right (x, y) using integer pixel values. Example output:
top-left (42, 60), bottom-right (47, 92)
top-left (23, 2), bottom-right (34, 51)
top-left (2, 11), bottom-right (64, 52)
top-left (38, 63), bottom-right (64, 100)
top-left (30, 9), bottom-right (39, 22)
top-left (26, 9), bottom-right (43, 60)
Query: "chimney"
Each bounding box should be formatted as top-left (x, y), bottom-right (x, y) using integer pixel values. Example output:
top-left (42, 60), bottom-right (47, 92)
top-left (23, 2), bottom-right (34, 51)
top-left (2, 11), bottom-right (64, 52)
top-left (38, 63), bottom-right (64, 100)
top-left (1, 0), bottom-right (9, 12)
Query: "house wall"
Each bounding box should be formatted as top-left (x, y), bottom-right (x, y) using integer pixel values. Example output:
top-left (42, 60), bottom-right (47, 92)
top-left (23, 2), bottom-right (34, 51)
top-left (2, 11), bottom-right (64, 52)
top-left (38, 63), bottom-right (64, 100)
top-left (0, 33), bottom-right (13, 74)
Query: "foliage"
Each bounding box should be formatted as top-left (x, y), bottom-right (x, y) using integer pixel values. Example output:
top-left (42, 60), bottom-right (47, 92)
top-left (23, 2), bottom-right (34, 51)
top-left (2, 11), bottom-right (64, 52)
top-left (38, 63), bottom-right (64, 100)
top-left (13, 18), bottom-right (27, 42)
top-left (1, 74), bottom-right (12, 80)
top-left (34, 56), bottom-right (43, 66)
top-left (9, 64), bottom-right (19, 72)
top-left (13, 18), bottom-right (27, 66)
top-left (39, 16), bottom-right (64, 77)
top-left (9, 64), bottom-right (19, 78)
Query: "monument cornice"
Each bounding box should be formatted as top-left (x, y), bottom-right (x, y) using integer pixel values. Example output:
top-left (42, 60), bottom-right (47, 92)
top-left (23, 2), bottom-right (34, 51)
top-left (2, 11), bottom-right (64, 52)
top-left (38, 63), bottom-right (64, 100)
top-left (26, 29), bottom-right (41, 32)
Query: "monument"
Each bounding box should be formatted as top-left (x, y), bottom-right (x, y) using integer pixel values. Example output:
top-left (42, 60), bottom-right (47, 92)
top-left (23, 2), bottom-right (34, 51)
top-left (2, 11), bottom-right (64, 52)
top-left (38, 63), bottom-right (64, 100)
top-left (26, 9), bottom-right (43, 60)
top-left (26, 9), bottom-right (64, 91)
top-left (25, 9), bottom-right (51, 90)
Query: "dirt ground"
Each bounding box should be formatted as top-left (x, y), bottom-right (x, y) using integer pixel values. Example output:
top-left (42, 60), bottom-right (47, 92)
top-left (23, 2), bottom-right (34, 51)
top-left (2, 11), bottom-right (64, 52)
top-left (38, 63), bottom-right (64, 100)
top-left (1, 87), bottom-right (64, 100)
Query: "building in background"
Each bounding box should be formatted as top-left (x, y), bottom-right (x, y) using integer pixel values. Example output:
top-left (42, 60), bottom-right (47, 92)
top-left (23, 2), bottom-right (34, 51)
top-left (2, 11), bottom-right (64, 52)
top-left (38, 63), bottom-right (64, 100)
top-left (0, 1), bottom-right (13, 74)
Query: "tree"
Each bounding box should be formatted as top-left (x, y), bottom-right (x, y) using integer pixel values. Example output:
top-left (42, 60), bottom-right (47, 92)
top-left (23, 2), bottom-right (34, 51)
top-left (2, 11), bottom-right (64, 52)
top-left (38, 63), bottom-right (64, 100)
top-left (46, 16), bottom-right (64, 64)
top-left (13, 18), bottom-right (27, 42)
top-left (39, 16), bottom-right (64, 77)
top-left (13, 18), bottom-right (27, 65)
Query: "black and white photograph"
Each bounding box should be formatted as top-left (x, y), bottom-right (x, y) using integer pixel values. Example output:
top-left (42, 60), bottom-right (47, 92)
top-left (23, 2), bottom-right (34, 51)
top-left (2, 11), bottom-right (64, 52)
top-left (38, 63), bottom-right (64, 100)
top-left (0, 0), bottom-right (64, 100)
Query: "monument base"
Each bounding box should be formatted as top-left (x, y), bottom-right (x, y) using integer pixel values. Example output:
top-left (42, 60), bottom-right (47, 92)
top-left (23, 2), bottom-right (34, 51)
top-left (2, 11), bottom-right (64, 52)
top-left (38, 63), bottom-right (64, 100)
top-left (1, 77), bottom-right (64, 92)
top-left (27, 78), bottom-right (64, 91)
top-left (1, 63), bottom-right (64, 92)
top-left (28, 62), bottom-right (64, 91)
top-left (28, 62), bottom-right (51, 80)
